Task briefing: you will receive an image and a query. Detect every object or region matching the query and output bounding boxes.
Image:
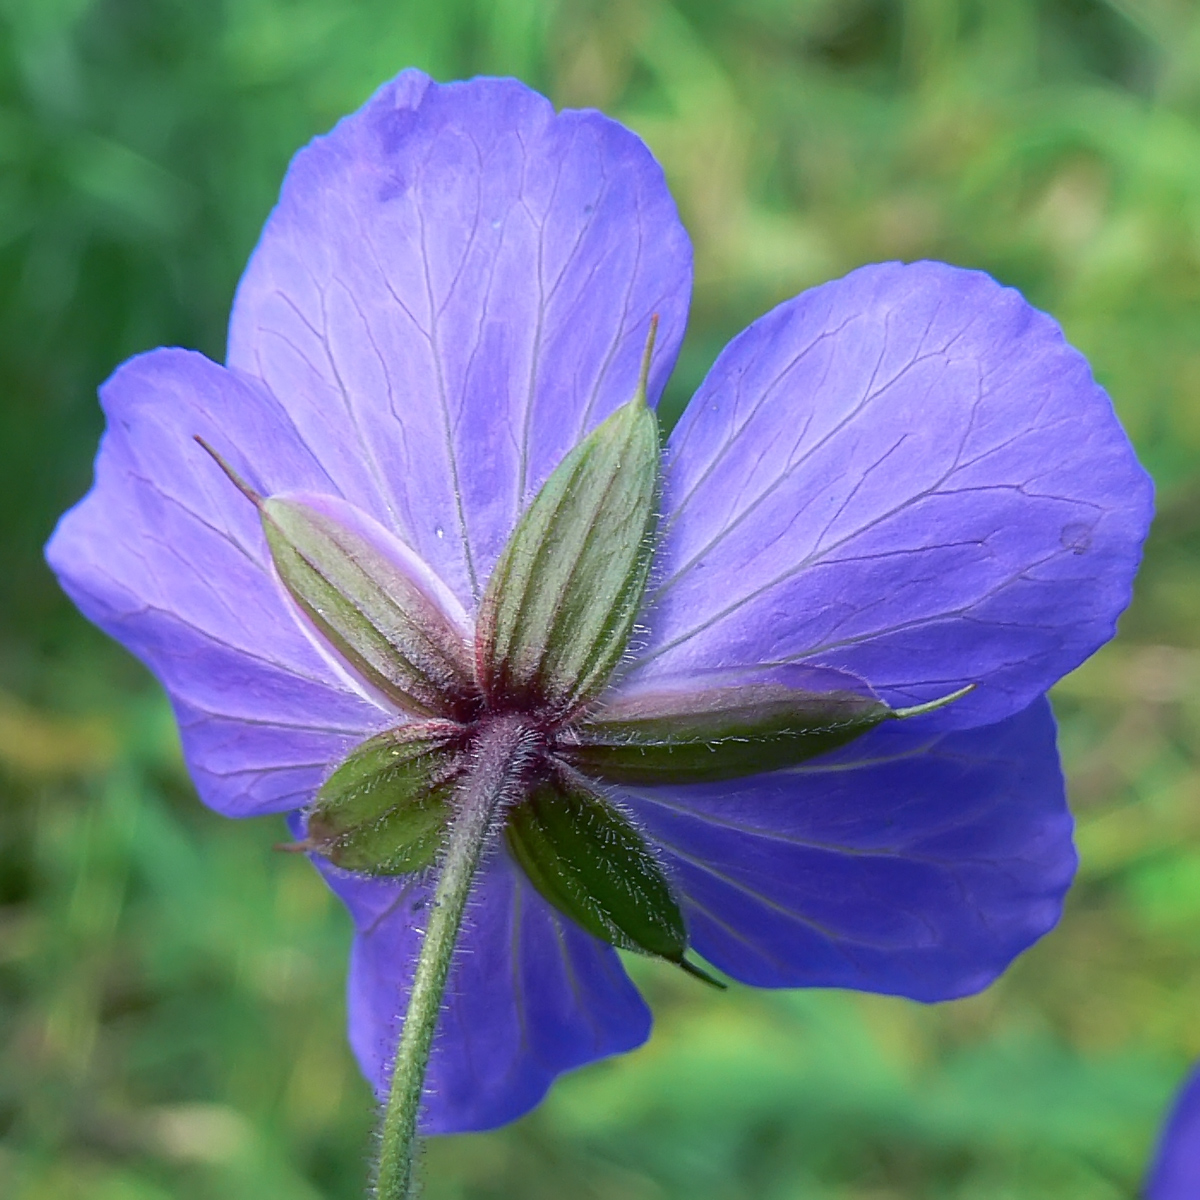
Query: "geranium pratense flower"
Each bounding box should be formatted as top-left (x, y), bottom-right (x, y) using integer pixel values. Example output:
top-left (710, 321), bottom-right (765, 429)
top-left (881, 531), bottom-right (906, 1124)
top-left (47, 66), bottom-right (1151, 1150)
top-left (1147, 1065), bottom-right (1200, 1198)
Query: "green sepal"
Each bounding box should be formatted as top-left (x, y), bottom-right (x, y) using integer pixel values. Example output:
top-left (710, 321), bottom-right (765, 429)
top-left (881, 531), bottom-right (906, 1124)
top-left (307, 722), bottom-right (462, 875)
top-left (195, 439), bottom-right (477, 719)
top-left (260, 495), bottom-right (478, 719)
top-left (561, 683), bottom-right (970, 785)
top-left (477, 340), bottom-right (661, 718)
top-left (505, 776), bottom-right (721, 985)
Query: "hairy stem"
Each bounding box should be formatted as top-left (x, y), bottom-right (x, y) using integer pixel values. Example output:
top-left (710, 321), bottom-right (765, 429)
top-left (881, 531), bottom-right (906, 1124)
top-left (374, 714), bottom-right (537, 1199)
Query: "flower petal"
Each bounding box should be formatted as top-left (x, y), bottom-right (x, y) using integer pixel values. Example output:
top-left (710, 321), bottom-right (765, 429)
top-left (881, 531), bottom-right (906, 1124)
top-left (45, 348), bottom-right (391, 816)
top-left (322, 848), bottom-right (651, 1133)
top-left (227, 70), bottom-right (692, 611)
top-left (620, 696), bottom-right (1073, 1000)
top-left (632, 261), bottom-right (1152, 730)
top-left (1147, 1065), bottom-right (1200, 1200)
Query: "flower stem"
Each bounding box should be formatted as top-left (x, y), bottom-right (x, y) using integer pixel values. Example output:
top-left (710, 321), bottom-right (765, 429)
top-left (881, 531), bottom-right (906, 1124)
top-left (374, 714), bottom-right (537, 1200)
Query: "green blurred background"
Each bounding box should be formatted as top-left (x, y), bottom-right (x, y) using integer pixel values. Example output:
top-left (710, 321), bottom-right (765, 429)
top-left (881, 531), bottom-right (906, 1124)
top-left (1, 0), bottom-right (1198, 1196)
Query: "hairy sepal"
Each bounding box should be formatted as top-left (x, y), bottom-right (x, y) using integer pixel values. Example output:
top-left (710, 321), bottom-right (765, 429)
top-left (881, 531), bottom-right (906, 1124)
top-left (477, 395), bottom-right (660, 718)
top-left (307, 722), bottom-right (462, 875)
top-left (261, 496), bottom-right (477, 718)
top-left (505, 777), bottom-right (706, 975)
top-left (561, 683), bottom-right (898, 784)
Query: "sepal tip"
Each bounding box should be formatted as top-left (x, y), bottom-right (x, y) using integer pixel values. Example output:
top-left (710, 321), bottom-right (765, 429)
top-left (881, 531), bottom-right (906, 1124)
top-left (892, 683), bottom-right (976, 721)
top-left (193, 435), bottom-right (262, 507)
top-left (679, 957), bottom-right (727, 990)
top-left (273, 839), bottom-right (312, 854)
top-left (635, 314), bottom-right (660, 407)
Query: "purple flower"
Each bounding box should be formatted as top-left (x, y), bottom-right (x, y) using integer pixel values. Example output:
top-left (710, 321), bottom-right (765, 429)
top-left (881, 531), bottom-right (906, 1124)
top-left (1147, 1066), bottom-right (1200, 1198)
top-left (46, 70), bottom-right (1152, 1134)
